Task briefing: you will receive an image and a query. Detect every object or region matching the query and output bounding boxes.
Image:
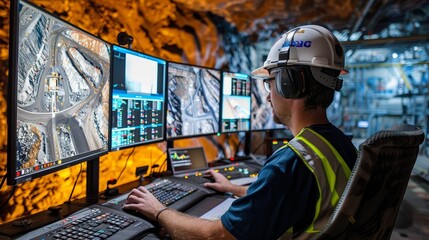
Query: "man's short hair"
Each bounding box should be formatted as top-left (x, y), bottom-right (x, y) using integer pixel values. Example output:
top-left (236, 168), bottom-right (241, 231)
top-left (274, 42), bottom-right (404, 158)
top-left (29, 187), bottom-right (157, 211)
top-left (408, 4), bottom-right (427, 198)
top-left (301, 66), bottom-right (339, 110)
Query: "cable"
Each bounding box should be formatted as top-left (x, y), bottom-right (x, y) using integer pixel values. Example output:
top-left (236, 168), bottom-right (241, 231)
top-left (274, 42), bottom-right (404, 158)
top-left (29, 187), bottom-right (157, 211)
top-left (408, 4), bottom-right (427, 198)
top-left (66, 163), bottom-right (83, 204)
top-left (101, 148), bottom-right (135, 199)
top-left (252, 138), bottom-right (266, 155)
top-left (116, 147), bottom-right (136, 183)
top-left (0, 174), bottom-right (6, 190)
top-left (152, 151), bottom-right (166, 167)
top-left (150, 151), bottom-right (166, 175)
top-left (157, 152), bottom-right (168, 173)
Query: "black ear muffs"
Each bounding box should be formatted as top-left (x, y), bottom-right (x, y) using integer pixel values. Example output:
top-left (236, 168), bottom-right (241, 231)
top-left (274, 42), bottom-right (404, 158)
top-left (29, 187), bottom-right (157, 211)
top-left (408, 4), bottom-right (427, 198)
top-left (274, 67), bottom-right (306, 99)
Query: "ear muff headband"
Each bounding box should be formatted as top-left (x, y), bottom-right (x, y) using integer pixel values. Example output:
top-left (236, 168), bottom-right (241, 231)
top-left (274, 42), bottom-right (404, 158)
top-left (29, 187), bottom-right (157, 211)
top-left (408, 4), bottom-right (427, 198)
top-left (275, 28), bottom-right (307, 99)
top-left (278, 28), bottom-right (299, 61)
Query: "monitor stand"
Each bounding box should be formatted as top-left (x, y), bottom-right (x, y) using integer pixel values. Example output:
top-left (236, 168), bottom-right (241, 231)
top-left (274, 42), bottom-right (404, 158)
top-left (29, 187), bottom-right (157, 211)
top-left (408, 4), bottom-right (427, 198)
top-left (86, 157), bottom-right (100, 204)
top-left (166, 140), bottom-right (174, 173)
top-left (244, 131), bottom-right (252, 156)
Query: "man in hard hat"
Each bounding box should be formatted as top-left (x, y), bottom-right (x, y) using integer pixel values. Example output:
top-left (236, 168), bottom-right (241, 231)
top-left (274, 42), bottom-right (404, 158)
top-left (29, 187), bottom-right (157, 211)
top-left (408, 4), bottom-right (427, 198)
top-left (123, 25), bottom-right (357, 240)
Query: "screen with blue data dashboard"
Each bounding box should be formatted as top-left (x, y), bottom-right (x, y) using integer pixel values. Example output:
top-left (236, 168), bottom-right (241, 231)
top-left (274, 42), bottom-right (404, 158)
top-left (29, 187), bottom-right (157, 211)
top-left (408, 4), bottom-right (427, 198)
top-left (110, 45), bottom-right (166, 150)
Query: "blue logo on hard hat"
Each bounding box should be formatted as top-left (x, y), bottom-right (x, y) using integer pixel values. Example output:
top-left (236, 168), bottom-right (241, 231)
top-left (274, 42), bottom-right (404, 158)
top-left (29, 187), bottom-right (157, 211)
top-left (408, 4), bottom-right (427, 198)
top-left (282, 40), bottom-right (312, 48)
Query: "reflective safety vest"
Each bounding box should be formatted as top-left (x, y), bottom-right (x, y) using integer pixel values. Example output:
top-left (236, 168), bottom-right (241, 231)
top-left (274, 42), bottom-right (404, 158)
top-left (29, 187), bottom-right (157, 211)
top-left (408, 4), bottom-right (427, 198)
top-left (278, 128), bottom-right (352, 240)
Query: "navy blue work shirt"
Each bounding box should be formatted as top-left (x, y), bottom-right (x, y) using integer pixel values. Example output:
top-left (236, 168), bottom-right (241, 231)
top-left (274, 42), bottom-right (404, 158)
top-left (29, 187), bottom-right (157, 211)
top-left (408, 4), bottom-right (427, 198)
top-left (221, 124), bottom-right (357, 240)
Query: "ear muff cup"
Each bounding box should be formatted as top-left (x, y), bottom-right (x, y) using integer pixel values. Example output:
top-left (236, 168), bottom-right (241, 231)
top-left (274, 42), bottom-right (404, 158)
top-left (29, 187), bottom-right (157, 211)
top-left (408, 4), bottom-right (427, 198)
top-left (274, 67), bottom-right (306, 99)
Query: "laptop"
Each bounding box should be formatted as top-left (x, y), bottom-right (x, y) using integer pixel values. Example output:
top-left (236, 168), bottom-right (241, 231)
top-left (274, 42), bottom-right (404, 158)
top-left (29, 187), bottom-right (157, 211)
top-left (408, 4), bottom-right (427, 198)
top-left (168, 146), bottom-right (258, 185)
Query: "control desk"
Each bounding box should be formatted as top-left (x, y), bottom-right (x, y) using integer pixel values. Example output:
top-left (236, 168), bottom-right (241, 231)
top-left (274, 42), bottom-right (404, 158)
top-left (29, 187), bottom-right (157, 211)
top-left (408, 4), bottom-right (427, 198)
top-left (0, 159), bottom-right (262, 240)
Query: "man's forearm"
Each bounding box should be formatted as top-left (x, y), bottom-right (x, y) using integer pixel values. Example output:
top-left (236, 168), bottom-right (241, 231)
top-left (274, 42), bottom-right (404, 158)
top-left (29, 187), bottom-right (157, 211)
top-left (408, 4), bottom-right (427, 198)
top-left (157, 208), bottom-right (235, 240)
top-left (227, 185), bottom-right (248, 197)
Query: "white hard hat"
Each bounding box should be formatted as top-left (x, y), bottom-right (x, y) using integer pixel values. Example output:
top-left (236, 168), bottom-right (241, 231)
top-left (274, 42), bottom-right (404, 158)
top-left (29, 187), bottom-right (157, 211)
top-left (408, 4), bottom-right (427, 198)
top-left (251, 25), bottom-right (348, 80)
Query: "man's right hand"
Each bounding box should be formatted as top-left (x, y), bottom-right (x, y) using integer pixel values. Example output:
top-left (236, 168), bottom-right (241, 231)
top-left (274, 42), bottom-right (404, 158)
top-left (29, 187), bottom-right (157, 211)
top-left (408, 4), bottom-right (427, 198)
top-left (203, 169), bottom-right (248, 197)
top-left (123, 186), bottom-right (166, 221)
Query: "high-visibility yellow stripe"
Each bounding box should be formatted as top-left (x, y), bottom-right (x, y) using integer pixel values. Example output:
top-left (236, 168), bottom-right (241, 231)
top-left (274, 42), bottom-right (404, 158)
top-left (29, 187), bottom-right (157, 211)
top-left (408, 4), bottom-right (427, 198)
top-left (288, 143), bottom-right (321, 231)
top-left (306, 128), bottom-right (352, 178)
top-left (298, 136), bottom-right (339, 207)
top-left (283, 128), bottom-right (353, 237)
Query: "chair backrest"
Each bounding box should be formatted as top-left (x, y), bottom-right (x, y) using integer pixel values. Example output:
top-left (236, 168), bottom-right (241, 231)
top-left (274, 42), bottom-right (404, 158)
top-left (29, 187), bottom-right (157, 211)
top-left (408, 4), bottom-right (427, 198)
top-left (313, 124), bottom-right (425, 240)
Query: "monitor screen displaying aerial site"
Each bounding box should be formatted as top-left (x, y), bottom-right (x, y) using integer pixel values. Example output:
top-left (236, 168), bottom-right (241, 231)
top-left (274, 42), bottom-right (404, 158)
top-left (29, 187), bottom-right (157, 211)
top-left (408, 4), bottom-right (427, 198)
top-left (166, 62), bottom-right (221, 139)
top-left (7, 0), bottom-right (111, 184)
top-left (110, 45), bottom-right (166, 150)
top-left (251, 79), bottom-right (285, 131)
top-left (221, 72), bottom-right (251, 133)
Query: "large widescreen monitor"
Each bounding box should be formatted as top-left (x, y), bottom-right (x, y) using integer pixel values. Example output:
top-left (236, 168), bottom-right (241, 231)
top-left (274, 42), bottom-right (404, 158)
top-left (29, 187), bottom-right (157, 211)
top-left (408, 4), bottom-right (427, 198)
top-left (7, 0), bottom-right (111, 185)
top-left (251, 79), bottom-right (285, 131)
top-left (110, 45), bottom-right (166, 150)
top-left (166, 62), bottom-right (221, 139)
top-left (220, 72), bottom-right (251, 133)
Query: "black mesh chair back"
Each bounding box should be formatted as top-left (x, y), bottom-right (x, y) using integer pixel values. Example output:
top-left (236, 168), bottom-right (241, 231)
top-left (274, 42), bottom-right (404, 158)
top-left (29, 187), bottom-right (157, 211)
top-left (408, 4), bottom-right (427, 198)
top-left (313, 124), bottom-right (424, 240)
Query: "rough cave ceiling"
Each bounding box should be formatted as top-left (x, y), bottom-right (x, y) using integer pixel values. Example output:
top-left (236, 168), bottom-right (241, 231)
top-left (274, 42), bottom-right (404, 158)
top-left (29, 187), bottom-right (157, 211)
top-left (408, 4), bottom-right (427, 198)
top-left (0, 0), bottom-right (428, 70)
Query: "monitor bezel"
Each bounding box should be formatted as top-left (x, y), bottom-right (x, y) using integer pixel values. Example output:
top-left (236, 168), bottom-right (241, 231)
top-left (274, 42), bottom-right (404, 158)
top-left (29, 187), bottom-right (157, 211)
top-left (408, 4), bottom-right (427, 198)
top-left (165, 61), bottom-right (222, 140)
top-left (219, 71), bottom-right (252, 134)
top-left (109, 44), bottom-right (168, 151)
top-left (7, 0), bottom-right (111, 185)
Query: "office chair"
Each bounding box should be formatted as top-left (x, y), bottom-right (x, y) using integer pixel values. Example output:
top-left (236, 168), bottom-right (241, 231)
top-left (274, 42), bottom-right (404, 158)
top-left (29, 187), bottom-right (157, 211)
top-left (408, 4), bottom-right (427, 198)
top-left (313, 124), bottom-right (424, 240)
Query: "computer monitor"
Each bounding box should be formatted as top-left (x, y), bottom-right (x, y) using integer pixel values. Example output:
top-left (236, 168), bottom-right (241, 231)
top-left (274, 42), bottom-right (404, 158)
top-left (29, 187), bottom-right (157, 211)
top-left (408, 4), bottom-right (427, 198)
top-left (220, 71), bottom-right (251, 133)
top-left (110, 45), bottom-right (166, 150)
top-left (166, 62), bottom-right (221, 139)
top-left (251, 79), bottom-right (285, 131)
top-left (7, 0), bottom-right (111, 185)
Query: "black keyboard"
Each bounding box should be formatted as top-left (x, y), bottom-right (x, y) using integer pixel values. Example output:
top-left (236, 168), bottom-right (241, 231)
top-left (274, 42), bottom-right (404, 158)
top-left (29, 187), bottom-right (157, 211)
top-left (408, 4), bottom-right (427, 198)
top-left (15, 205), bottom-right (154, 240)
top-left (146, 179), bottom-right (197, 205)
top-left (104, 178), bottom-right (213, 213)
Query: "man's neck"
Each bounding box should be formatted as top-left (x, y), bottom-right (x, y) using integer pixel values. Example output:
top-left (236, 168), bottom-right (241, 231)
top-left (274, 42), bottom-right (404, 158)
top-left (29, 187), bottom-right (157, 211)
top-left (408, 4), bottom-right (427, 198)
top-left (289, 107), bottom-right (329, 136)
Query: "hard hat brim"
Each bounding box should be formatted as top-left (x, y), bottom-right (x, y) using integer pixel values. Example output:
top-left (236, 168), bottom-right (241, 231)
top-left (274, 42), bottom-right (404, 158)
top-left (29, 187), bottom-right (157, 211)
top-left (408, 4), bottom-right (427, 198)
top-left (251, 66), bottom-right (270, 79)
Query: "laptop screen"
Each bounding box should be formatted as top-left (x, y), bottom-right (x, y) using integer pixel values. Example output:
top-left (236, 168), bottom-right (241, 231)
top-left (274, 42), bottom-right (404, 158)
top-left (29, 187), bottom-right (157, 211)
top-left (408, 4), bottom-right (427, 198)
top-left (168, 147), bottom-right (209, 175)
